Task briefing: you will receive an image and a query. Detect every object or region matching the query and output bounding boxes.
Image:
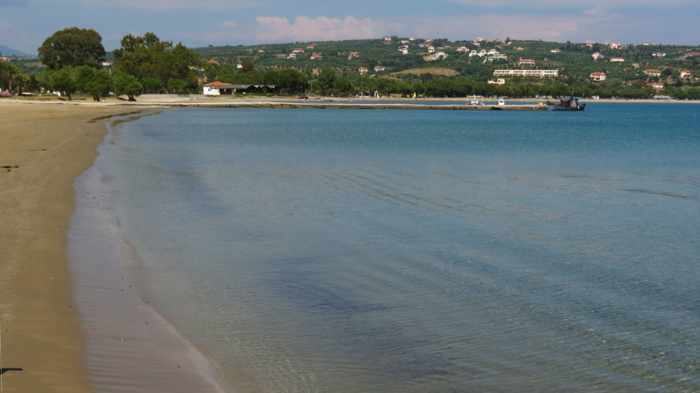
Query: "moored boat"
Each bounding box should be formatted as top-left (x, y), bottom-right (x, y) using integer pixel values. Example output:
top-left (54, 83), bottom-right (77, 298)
top-left (549, 96), bottom-right (586, 111)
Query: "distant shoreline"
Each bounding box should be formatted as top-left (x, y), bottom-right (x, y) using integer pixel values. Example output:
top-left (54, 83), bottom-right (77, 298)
top-left (2, 95), bottom-right (700, 109)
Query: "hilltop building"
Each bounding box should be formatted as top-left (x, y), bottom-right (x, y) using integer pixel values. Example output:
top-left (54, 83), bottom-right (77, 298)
top-left (590, 72), bottom-right (607, 82)
top-left (493, 69), bottom-right (559, 78)
top-left (644, 69), bottom-right (662, 78)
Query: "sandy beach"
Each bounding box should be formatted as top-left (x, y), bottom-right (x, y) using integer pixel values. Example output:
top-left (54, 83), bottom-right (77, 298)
top-left (0, 103), bottom-right (129, 393)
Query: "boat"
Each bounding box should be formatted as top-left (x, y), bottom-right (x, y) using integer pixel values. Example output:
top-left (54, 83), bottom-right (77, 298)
top-left (549, 96), bottom-right (586, 112)
top-left (467, 95), bottom-right (482, 106)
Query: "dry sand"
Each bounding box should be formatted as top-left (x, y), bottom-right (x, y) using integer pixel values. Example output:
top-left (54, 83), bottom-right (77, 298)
top-left (0, 102), bottom-right (129, 393)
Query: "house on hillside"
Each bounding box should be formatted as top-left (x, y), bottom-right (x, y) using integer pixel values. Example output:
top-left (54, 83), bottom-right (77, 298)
top-left (358, 67), bottom-right (369, 76)
top-left (384, 36), bottom-right (393, 43)
top-left (347, 51), bottom-right (360, 60)
top-left (590, 72), bottom-right (607, 82)
top-left (310, 52), bottom-right (322, 61)
top-left (307, 43), bottom-right (317, 49)
top-left (680, 70), bottom-right (692, 79)
top-left (609, 42), bottom-right (623, 50)
top-left (488, 78), bottom-right (506, 85)
top-left (518, 58), bottom-right (536, 66)
top-left (550, 49), bottom-right (562, 54)
top-left (493, 69), bottom-right (559, 78)
top-left (592, 52), bottom-right (604, 61)
top-left (610, 57), bottom-right (625, 63)
top-left (398, 46), bottom-right (409, 55)
top-left (644, 68), bottom-right (662, 78)
top-left (423, 52), bottom-right (448, 62)
top-left (652, 52), bottom-right (666, 58)
top-left (456, 46), bottom-right (470, 54)
top-left (207, 58), bottom-right (221, 66)
top-left (648, 82), bottom-right (665, 91)
top-left (374, 65), bottom-right (386, 73)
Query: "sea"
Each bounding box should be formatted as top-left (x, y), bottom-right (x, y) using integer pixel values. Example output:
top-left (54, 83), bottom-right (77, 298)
top-left (70, 104), bottom-right (700, 393)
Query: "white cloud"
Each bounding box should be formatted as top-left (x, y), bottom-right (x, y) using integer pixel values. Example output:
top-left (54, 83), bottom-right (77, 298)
top-left (254, 16), bottom-right (391, 43)
top-left (81, 0), bottom-right (256, 10)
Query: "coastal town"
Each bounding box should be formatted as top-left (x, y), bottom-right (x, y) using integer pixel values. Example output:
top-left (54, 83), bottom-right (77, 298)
top-left (2, 33), bottom-right (699, 100)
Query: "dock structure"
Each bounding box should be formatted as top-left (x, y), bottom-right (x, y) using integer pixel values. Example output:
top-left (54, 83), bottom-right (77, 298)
top-left (160, 101), bottom-right (550, 111)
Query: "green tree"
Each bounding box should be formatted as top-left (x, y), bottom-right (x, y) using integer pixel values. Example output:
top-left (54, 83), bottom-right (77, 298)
top-left (86, 70), bottom-right (112, 101)
top-left (167, 78), bottom-right (188, 94)
top-left (0, 61), bottom-right (27, 93)
top-left (74, 65), bottom-right (97, 92)
top-left (113, 72), bottom-right (143, 101)
top-left (38, 27), bottom-right (106, 69)
top-left (113, 32), bottom-right (199, 91)
top-left (45, 67), bottom-right (79, 100)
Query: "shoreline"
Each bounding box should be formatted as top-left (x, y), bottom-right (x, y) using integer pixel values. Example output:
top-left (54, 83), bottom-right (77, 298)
top-left (0, 102), bottom-right (230, 393)
top-left (2, 95), bottom-right (699, 110)
top-left (69, 114), bottom-right (229, 393)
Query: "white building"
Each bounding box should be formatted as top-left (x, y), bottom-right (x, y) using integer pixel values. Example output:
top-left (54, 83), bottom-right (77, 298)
top-left (590, 72), bottom-right (607, 82)
top-left (493, 69), bottom-right (559, 78)
top-left (374, 65), bottom-right (387, 73)
top-left (488, 78), bottom-right (506, 85)
top-left (592, 52), bottom-right (604, 61)
top-left (203, 81), bottom-right (235, 96)
top-left (423, 52), bottom-right (448, 62)
top-left (610, 57), bottom-right (625, 63)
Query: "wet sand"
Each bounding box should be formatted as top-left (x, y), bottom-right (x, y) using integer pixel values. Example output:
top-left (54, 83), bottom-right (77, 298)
top-left (0, 103), bottom-right (125, 393)
top-left (69, 115), bottom-right (228, 393)
top-left (0, 102), bottom-right (227, 393)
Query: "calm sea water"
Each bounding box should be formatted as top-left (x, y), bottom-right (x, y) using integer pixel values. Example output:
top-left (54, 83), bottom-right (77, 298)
top-left (94, 105), bottom-right (700, 393)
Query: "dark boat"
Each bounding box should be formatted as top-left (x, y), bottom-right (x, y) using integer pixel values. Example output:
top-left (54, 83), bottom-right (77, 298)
top-left (549, 96), bottom-right (586, 112)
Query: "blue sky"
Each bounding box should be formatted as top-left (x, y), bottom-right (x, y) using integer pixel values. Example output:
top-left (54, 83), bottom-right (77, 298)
top-left (1, 0), bottom-right (698, 53)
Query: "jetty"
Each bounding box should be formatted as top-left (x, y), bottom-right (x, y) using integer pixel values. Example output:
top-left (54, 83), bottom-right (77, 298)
top-left (160, 101), bottom-right (550, 111)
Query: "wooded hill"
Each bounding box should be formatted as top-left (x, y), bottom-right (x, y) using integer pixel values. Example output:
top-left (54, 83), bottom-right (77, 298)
top-left (196, 37), bottom-right (700, 88)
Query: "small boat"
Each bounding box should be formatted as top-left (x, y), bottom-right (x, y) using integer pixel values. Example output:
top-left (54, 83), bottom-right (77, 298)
top-left (467, 95), bottom-right (482, 106)
top-left (549, 96), bottom-right (586, 112)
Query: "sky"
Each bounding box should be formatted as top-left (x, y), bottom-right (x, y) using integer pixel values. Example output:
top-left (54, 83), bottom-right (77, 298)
top-left (1, 0), bottom-right (699, 53)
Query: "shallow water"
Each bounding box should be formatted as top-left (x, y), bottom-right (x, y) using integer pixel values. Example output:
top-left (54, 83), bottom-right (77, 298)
top-left (81, 105), bottom-right (700, 392)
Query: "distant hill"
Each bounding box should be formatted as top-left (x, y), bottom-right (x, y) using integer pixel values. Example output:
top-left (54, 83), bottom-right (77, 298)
top-left (0, 45), bottom-right (31, 58)
top-left (194, 38), bottom-right (700, 83)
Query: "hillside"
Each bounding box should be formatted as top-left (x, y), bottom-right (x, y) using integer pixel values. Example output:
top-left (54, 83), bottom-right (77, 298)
top-left (0, 45), bottom-right (30, 58)
top-left (195, 38), bottom-right (700, 86)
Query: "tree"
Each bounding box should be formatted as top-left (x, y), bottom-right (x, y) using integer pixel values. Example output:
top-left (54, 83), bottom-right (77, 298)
top-left (39, 27), bottom-right (106, 69)
top-left (74, 65), bottom-right (97, 92)
top-left (45, 67), bottom-right (79, 100)
top-left (0, 61), bottom-right (27, 93)
top-left (113, 32), bottom-right (199, 91)
top-left (86, 70), bottom-right (112, 101)
top-left (167, 78), bottom-right (188, 94)
top-left (113, 72), bottom-right (143, 101)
